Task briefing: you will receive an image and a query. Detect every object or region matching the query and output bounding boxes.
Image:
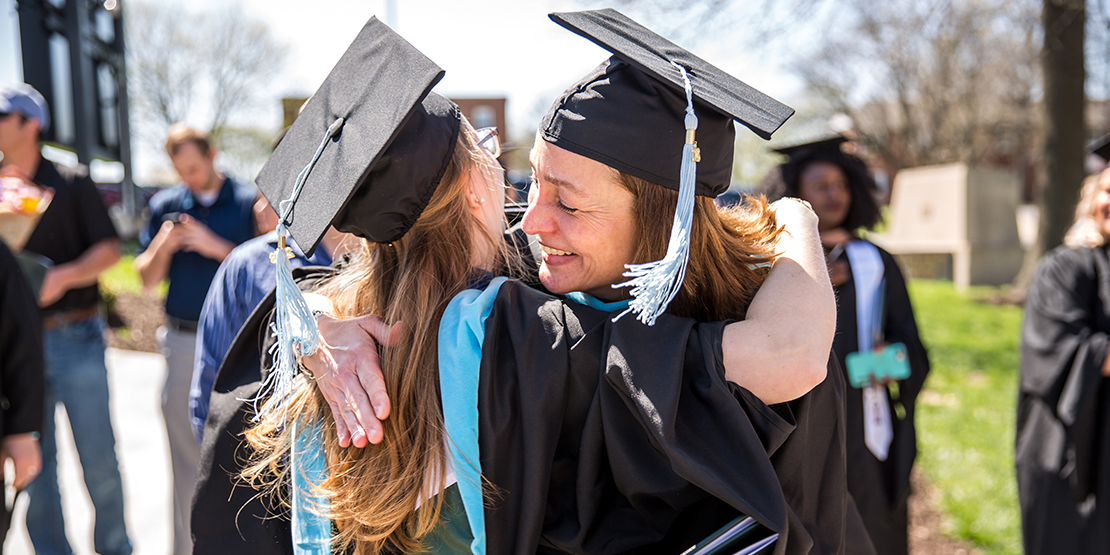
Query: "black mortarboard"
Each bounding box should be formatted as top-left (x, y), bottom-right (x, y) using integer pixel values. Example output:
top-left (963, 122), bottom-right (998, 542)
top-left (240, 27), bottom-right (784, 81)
top-left (255, 17), bottom-right (461, 255)
top-left (772, 134), bottom-right (849, 159)
top-left (1089, 133), bottom-right (1110, 162)
top-left (540, 9), bottom-right (794, 197)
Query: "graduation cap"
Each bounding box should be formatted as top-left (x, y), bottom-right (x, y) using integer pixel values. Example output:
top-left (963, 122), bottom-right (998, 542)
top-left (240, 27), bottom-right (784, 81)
top-left (541, 9), bottom-right (794, 198)
top-left (1088, 133), bottom-right (1110, 163)
top-left (772, 134), bottom-right (849, 159)
top-left (255, 17), bottom-right (460, 256)
top-left (250, 17), bottom-right (461, 423)
top-left (540, 9), bottom-right (794, 325)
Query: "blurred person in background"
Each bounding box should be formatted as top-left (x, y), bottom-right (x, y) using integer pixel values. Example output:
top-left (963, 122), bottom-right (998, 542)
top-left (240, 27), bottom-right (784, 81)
top-left (761, 136), bottom-right (930, 555)
top-left (1, 84), bottom-right (131, 555)
top-left (1017, 167), bottom-right (1110, 555)
top-left (133, 124), bottom-right (256, 555)
top-left (0, 237), bottom-right (44, 552)
top-left (188, 220), bottom-right (347, 444)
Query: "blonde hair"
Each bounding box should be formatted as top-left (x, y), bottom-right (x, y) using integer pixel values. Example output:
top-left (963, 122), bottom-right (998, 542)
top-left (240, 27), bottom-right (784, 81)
top-left (616, 173), bottom-right (783, 321)
top-left (1064, 172), bottom-right (1108, 248)
top-left (242, 118), bottom-right (520, 554)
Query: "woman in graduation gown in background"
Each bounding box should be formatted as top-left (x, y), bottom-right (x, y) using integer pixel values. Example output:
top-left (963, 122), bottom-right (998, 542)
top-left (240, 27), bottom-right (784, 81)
top-left (761, 137), bottom-right (930, 555)
top-left (1017, 168), bottom-right (1110, 555)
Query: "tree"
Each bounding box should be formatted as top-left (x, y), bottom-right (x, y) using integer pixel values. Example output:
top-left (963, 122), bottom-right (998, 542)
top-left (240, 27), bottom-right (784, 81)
top-left (1016, 0), bottom-right (1087, 288)
top-left (789, 0), bottom-right (1041, 173)
top-left (125, 1), bottom-right (288, 183)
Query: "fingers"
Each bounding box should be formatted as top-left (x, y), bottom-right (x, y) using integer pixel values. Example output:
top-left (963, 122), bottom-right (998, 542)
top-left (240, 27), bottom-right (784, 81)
top-left (310, 314), bottom-right (403, 448)
top-left (309, 349), bottom-right (382, 448)
top-left (336, 372), bottom-right (380, 447)
top-left (12, 462), bottom-right (38, 490)
top-left (356, 314), bottom-right (404, 347)
top-left (356, 342), bottom-right (391, 422)
top-left (325, 398), bottom-right (352, 448)
top-left (1, 435), bottom-right (41, 490)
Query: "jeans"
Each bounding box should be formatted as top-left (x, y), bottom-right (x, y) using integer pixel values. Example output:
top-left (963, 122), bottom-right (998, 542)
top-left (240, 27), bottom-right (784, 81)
top-left (25, 316), bottom-right (131, 555)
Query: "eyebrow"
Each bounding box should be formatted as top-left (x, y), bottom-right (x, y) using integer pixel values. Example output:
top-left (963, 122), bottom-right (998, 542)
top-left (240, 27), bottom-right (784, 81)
top-left (538, 170), bottom-right (584, 196)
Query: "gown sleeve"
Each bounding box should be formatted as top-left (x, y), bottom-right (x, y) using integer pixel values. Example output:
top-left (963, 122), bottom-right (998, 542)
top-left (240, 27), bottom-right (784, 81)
top-left (477, 280), bottom-right (791, 555)
top-left (1018, 246), bottom-right (1110, 498)
top-left (0, 243), bottom-right (44, 438)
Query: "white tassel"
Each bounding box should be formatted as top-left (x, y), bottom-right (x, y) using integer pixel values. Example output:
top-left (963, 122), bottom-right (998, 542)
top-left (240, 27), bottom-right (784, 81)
top-left (249, 118), bottom-right (344, 424)
top-left (613, 63), bottom-right (699, 326)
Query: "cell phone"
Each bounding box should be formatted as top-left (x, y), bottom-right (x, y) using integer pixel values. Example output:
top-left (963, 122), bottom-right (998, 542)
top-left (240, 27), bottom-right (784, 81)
top-left (162, 212), bottom-right (184, 224)
top-left (845, 342), bottom-right (911, 389)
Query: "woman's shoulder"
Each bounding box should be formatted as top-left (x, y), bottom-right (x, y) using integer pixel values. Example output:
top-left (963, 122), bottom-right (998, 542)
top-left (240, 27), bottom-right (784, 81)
top-left (1043, 243), bottom-right (1103, 265)
top-left (1036, 244), bottom-right (1104, 280)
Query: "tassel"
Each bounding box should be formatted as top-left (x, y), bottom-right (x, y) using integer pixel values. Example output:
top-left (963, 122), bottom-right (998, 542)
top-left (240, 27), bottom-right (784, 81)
top-left (250, 117), bottom-right (344, 424)
top-left (613, 63), bottom-right (699, 326)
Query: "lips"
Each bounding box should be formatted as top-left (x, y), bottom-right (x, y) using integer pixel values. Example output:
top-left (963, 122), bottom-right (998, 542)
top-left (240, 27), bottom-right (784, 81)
top-left (538, 243), bottom-right (577, 266)
top-left (540, 244), bottom-right (575, 256)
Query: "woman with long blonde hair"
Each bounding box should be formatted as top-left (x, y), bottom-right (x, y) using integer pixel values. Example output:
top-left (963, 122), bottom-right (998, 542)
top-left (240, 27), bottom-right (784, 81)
top-left (1018, 166), bottom-right (1110, 555)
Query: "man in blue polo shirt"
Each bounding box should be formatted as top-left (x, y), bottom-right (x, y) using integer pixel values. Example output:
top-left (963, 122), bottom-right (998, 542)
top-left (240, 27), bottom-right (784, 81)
top-left (134, 124), bottom-right (255, 555)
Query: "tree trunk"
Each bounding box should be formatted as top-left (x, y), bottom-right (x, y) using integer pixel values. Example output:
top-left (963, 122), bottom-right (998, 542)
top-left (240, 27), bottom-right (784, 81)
top-left (1014, 0), bottom-right (1086, 296)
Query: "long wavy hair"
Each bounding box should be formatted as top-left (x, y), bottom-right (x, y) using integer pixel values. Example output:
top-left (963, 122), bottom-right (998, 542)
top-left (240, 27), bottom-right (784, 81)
top-left (242, 119), bottom-right (520, 554)
top-left (617, 173), bottom-right (783, 321)
top-left (1064, 172), bottom-right (1108, 248)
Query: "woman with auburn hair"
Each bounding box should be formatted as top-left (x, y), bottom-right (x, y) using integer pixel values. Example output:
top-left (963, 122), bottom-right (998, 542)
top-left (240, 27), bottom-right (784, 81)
top-left (1017, 167), bottom-right (1110, 555)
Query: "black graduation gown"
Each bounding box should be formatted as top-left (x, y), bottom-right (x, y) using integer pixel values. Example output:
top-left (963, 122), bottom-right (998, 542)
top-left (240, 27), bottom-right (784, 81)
top-left (1017, 245), bottom-right (1110, 555)
top-left (829, 243), bottom-right (930, 555)
top-left (192, 270), bottom-right (793, 554)
top-left (477, 280), bottom-right (792, 553)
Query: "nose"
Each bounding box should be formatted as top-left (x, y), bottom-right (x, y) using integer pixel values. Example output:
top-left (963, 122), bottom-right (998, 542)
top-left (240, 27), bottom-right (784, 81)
top-left (521, 194), bottom-right (554, 237)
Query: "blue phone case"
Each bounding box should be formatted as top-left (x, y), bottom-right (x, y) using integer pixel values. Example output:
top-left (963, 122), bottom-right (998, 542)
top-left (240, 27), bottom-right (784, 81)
top-left (845, 342), bottom-right (910, 389)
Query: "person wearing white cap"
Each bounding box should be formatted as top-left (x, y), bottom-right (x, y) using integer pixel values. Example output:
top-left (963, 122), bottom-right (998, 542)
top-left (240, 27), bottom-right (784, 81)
top-left (0, 83), bottom-right (132, 555)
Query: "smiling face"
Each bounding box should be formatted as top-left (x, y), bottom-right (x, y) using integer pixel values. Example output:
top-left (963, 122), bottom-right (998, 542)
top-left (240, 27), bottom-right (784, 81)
top-left (797, 160), bottom-right (852, 232)
top-left (521, 140), bottom-right (638, 300)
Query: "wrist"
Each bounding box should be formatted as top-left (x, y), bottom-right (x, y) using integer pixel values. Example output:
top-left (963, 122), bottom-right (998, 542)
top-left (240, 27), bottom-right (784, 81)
top-left (49, 264), bottom-right (75, 287)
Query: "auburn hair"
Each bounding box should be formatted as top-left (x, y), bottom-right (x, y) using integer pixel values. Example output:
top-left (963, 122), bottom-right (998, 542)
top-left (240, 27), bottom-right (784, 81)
top-left (242, 118), bottom-right (518, 554)
top-left (617, 173), bottom-right (783, 321)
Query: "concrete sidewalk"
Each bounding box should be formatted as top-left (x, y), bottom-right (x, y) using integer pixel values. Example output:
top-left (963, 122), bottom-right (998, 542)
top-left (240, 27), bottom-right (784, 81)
top-left (5, 348), bottom-right (172, 555)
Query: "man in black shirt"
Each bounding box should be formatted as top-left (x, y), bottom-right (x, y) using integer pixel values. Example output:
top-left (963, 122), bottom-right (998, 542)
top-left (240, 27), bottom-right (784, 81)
top-left (1, 84), bottom-right (132, 555)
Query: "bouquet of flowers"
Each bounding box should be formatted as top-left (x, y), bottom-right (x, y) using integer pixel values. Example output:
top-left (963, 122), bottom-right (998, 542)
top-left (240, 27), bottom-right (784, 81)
top-left (0, 169), bottom-right (53, 251)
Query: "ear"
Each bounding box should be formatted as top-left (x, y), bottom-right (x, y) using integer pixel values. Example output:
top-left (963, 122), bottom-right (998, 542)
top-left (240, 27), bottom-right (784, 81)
top-left (466, 177), bottom-right (485, 210)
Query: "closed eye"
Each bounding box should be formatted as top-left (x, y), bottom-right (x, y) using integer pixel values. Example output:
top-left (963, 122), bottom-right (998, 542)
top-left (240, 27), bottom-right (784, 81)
top-left (557, 200), bottom-right (578, 214)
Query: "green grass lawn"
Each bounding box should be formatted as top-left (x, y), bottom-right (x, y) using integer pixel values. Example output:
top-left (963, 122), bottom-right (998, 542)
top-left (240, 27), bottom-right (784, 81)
top-left (100, 249), bottom-right (167, 298)
top-left (909, 280), bottom-right (1023, 555)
